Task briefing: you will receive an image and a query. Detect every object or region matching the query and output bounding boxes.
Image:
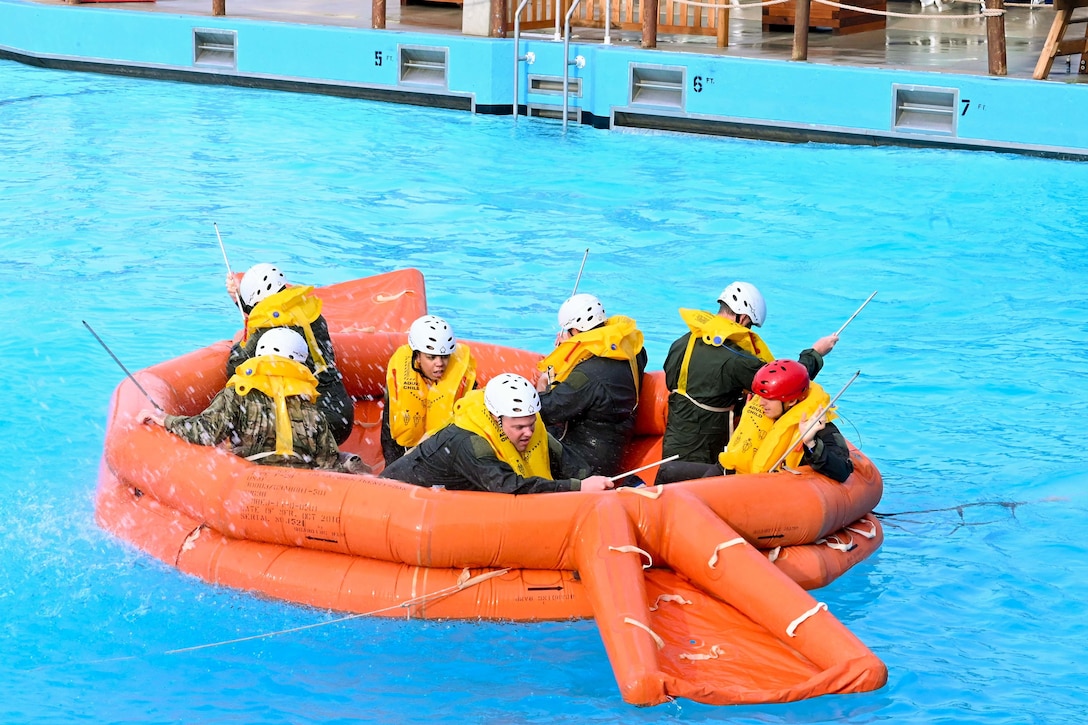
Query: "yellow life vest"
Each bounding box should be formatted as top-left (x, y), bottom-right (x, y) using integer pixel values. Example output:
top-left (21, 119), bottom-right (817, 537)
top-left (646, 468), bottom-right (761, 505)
top-left (452, 390), bottom-right (552, 479)
top-left (717, 382), bottom-right (836, 475)
top-left (386, 342), bottom-right (477, 448)
top-left (245, 286), bottom-right (328, 374)
top-left (672, 309), bottom-right (776, 412)
top-left (227, 356), bottom-right (320, 458)
top-left (537, 315), bottom-right (644, 395)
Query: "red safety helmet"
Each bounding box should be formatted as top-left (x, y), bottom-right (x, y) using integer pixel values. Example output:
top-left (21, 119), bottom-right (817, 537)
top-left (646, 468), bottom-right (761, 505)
top-left (752, 359), bottom-right (810, 403)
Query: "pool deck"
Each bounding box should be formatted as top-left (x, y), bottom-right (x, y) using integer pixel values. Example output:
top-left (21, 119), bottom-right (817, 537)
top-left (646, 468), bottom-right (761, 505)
top-left (30, 0), bottom-right (1078, 81)
top-left (5, 0), bottom-right (1088, 157)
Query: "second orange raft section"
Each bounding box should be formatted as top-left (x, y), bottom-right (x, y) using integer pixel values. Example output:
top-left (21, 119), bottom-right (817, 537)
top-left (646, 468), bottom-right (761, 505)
top-left (96, 269), bottom-right (888, 707)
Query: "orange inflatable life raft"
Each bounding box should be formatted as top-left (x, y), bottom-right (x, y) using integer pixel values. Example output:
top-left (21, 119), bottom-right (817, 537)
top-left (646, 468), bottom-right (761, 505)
top-left (96, 269), bottom-right (887, 707)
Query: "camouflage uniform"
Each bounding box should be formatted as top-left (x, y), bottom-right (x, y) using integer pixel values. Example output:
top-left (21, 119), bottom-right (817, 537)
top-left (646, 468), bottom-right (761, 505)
top-left (165, 386), bottom-right (341, 470)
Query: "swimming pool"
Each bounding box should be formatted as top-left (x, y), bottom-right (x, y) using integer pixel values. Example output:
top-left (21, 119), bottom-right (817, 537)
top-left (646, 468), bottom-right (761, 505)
top-left (3, 58), bottom-right (1087, 722)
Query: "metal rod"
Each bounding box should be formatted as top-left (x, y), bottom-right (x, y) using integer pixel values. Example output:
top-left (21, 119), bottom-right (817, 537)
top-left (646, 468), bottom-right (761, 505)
top-left (215, 223), bottom-right (247, 324)
top-left (82, 320), bottom-right (164, 412)
top-left (609, 454), bottom-right (680, 483)
top-left (835, 290), bottom-right (877, 337)
top-left (513, 0), bottom-right (531, 122)
top-left (768, 371), bottom-right (861, 473)
top-left (562, 0), bottom-right (583, 131)
top-left (571, 248), bottom-right (589, 297)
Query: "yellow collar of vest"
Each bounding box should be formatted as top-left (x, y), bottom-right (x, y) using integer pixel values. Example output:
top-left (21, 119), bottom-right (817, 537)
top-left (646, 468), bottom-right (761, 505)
top-left (538, 315), bottom-right (644, 387)
top-left (678, 308), bottom-right (774, 362)
top-left (245, 286), bottom-right (328, 373)
top-left (227, 356), bottom-right (320, 457)
top-left (386, 343), bottom-right (477, 447)
top-left (453, 390), bottom-right (552, 479)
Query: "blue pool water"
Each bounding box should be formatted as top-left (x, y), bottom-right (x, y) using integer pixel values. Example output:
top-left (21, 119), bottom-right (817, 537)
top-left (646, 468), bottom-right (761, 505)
top-left (2, 58), bottom-right (1087, 723)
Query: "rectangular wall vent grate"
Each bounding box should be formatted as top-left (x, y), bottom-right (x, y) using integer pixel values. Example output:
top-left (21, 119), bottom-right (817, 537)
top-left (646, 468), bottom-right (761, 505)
top-left (399, 46), bottom-right (448, 89)
top-left (528, 104), bottom-right (579, 122)
top-left (193, 28), bottom-right (237, 69)
top-left (893, 85), bottom-right (958, 136)
top-left (629, 65), bottom-right (684, 110)
top-left (528, 76), bottom-right (581, 97)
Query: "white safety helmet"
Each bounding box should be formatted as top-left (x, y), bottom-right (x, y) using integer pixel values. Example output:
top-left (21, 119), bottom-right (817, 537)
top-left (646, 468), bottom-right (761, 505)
top-left (239, 263), bottom-right (288, 307)
top-left (255, 328), bottom-right (309, 363)
top-left (558, 293), bottom-right (607, 333)
top-left (717, 281), bottom-right (767, 328)
top-left (484, 373), bottom-right (541, 418)
top-left (408, 315), bottom-right (457, 355)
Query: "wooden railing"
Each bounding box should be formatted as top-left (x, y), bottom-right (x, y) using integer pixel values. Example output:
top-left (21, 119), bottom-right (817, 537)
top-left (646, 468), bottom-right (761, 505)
top-left (506, 0), bottom-right (730, 45)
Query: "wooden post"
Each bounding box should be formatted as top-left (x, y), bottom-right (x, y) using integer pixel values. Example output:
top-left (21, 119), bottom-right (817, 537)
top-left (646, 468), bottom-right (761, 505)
top-left (212, 0), bottom-right (225, 16)
top-left (716, 5), bottom-right (729, 48)
top-left (491, 0), bottom-right (507, 37)
top-left (791, 0), bottom-right (811, 61)
top-left (985, 0), bottom-right (1007, 76)
top-left (642, 0), bottom-right (658, 48)
top-left (373, 0), bottom-right (386, 29)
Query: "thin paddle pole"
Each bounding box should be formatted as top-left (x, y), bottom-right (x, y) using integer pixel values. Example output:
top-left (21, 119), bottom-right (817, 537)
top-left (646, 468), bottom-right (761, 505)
top-left (215, 223), bottom-right (247, 324)
top-left (769, 370), bottom-right (861, 473)
top-left (82, 320), bottom-right (164, 412)
top-left (609, 454), bottom-right (680, 483)
top-left (570, 248), bottom-right (589, 297)
top-left (835, 291), bottom-right (877, 337)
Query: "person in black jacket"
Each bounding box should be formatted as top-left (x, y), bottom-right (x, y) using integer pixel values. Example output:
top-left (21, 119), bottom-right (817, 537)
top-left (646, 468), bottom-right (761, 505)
top-left (381, 373), bottom-right (613, 494)
top-left (226, 263), bottom-right (353, 445)
top-left (534, 294), bottom-right (648, 477)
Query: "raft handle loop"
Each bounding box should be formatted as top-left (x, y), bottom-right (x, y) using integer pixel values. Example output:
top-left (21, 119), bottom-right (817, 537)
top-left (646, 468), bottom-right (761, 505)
top-left (707, 537), bottom-right (746, 569)
top-left (846, 517), bottom-right (878, 539)
top-left (608, 545), bottom-right (652, 569)
top-left (679, 644), bottom-right (725, 661)
top-left (817, 533), bottom-right (856, 552)
top-left (375, 289), bottom-right (412, 303)
top-left (623, 617), bottom-right (665, 650)
top-left (620, 485), bottom-right (664, 499)
top-left (766, 546), bottom-right (782, 563)
top-left (648, 593), bottom-right (693, 612)
top-left (786, 602), bottom-right (828, 637)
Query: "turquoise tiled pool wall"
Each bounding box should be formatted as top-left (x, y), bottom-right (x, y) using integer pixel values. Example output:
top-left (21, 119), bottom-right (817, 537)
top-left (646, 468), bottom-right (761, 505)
top-left (2, 0), bottom-right (1085, 157)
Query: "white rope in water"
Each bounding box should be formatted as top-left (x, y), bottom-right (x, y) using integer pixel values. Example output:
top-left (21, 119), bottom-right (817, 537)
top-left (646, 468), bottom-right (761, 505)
top-left (786, 601), bottom-right (828, 637)
top-left (54, 567), bottom-right (514, 667)
top-left (707, 537), bottom-right (746, 569)
top-left (608, 544), bottom-right (654, 569)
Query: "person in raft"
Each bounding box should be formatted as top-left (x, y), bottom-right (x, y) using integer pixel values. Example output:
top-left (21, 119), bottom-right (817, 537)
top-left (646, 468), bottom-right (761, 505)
top-left (139, 329), bottom-right (365, 472)
top-left (534, 293), bottom-right (647, 477)
top-left (380, 373), bottom-right (615, 494)
top-left (381, 314), bottom-right (477, 466)
top-left (226, 263), bottom-right (353, 445)
top-left (654, 280), bottom-right (838, 485)
top-left (718, 359), bottom-right (854, 483)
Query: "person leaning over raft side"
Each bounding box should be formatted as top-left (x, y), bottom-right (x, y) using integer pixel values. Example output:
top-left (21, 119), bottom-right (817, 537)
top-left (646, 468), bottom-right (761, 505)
top-left (380, 373), bottom-right (615, 494)
top-left (655, 281), bottom-right (838, 485)
top-left (226, 263), bottom-right (354, 445)
top-left (139, 329), bottom-right (366, 473)
top-left (381, 314), bottom-right (477, 466)
top-left (719, 359), bottom-right (854, 483)
top-left (534, 293), bottom-right (647, 477)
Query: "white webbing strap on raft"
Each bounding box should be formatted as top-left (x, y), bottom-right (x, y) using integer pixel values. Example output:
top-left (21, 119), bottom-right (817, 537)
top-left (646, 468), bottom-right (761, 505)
top-left (648, 593), bottom-right (692, 612)
top-left (624, 617), bottom-right (665, 650)
top-left (608, 545), bottom-right (653, 569)
top-left (679, 644), bottom-right (726, 661)
top-left (707, 538), bottom-right (746, 569)
top-left (374, 289), bottom-right (412, 303)
top-left (816, 533), bottom-right (856, 552)
top-left (847, 518), bottom-right (878, 539)
top-left (766, 546), bottom-right (782, 563)
top-left (786, 602), bottom-right (828, 638)
top-left (619, 484), bottom-right (664, 499)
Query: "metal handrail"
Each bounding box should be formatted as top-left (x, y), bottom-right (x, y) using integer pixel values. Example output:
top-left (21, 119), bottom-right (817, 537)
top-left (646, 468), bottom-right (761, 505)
top-left (513, 0), bottom-right (535, 123)
top-left (562, 0), bottom-right (584, 130)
